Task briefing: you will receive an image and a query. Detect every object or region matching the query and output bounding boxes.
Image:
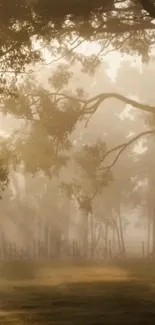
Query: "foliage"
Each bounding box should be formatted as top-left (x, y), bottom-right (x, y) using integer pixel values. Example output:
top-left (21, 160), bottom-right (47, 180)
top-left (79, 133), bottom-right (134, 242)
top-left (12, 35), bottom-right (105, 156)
top-left (0, 0), bottom-right (155, 263)
top-left (0, 66), bottom-right (85, 176)
top-left (0, 0), bottom-right (155, 81)
top-left (61, 139), bottom-right (113, 214)
top-left (0, 140), bottom-right (12, 196)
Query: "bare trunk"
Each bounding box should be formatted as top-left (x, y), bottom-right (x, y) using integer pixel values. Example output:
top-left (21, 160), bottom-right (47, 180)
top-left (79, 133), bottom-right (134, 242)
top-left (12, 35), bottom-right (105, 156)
top-left (152, 201), bottom-right (155, 258)
top-left (90, 213), bottom-right (95, 259)
top-left (90, 214), bottom-right (102, 259)
top-left (104, 217), bottom-right (109, 260)
top-left (142, 241), bottom-right (145, 259)
top-left (115, 215), bottom-right (122, 253)
top-left (147, 205), bottom-right (151, 257)
top-left (112, 224), bottom-right (116, 247)
top-left (82, 211), bottom-right (89, 259)
top-left (117, 206), bottom-right (125, 257)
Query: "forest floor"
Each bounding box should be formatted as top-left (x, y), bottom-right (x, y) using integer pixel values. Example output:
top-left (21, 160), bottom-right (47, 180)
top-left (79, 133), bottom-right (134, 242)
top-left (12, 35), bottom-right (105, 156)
top-left (0, 260), bottom-right (155, 324)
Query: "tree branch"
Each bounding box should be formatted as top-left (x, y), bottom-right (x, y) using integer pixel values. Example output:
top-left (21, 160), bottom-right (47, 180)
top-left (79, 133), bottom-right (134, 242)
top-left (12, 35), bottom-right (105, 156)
top-left (140, 0), bottom-right (155, 18)
top-left (62, 21), bottom-right (155, 37)
top-left (88, 130), bottom-right (155, 203)
top-left (99, 129), bottom-right (155, 172)
top-left (82, 93), bottom-right (155, 115)
top-left (43, 38), bottom-right (85, 66)
top-left (28, 92), bottom-right (86, 104)
top-left (28, 91), bottom-right (155, 115)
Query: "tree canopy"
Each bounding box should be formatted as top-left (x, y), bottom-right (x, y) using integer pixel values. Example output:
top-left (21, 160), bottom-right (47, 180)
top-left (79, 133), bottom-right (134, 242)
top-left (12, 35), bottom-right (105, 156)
top-left (0, 51), bottom-right (155, 259)
top-left (0, 0), bottom-right (155, 244)
top-left (1, 0), bottom-right (155, 79)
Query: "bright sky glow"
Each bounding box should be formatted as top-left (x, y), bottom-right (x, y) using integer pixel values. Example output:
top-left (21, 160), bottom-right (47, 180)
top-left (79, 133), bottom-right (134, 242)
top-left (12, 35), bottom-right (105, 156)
top-left (33, 39), bottom-right (147, 157)
top-left (36, 38), bottom-right (142, 80)
top-left (75, 41), bottom-right (142, 80)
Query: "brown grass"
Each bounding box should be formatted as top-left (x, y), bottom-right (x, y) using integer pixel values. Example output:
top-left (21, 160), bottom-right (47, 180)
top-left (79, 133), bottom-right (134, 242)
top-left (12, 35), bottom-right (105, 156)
top-left (0, 260), bottom-right (155, 324)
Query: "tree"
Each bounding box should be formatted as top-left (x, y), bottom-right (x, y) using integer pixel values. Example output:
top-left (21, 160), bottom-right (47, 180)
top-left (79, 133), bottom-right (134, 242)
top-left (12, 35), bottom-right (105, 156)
top-left (1, 4), bottom-right (155, 262)
top-left (1, 0), bottom-right (155, 82)
top-left (0, 141), bottom-right (12, 197)
top-left (61, 139), bottom-right (112, 258)
top-left (1, 54), bottom-right (155, 261)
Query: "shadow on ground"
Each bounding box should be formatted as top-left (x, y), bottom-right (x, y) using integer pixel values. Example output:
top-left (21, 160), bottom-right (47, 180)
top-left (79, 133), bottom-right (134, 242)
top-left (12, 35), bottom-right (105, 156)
top-left (0, 279), bottom-right (155, 324)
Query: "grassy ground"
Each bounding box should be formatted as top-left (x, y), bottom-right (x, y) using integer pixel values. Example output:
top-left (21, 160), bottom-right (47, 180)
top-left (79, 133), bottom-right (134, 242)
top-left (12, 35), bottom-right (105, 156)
top-left (0, 260), bottom-right (155, 324)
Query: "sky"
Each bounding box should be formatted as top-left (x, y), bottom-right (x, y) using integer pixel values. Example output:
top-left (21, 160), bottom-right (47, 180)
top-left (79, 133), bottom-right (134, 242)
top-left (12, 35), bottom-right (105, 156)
top-left (38, 38), bottom-right (142, 80)
top-left (75, 41), bottom-right (142, 80)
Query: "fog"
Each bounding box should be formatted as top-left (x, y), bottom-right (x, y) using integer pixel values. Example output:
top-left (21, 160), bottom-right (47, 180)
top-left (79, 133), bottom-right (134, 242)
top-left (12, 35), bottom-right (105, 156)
top-left (0, 53), bottom-right (154, 260)
top-left (2, 2), bottom-right (155, 324)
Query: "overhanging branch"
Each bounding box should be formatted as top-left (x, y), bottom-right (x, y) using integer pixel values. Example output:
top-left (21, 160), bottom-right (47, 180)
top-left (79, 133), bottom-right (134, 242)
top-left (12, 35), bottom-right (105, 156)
top-left (99, 129), bottom-right (155, 172)
top-left (83, 93), bottom-right (155, 115)
top-left (28, 91), bottom-right (155, 115)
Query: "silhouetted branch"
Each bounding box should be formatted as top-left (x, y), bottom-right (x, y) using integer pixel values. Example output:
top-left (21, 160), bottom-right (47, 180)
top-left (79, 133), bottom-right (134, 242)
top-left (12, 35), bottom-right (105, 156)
top-left (83, 93), bottom-right (155, 115)
top-left (44, 38), bottom-right (85, 66)
top-left (140, 0), bottom-right (155, 18)
top-left (86, 130), bottom-right (155, 202)
top-left (28, 92), bottom-right (86, 104)
top-left (28, 91), bottom-right (155, 115)
top-left (99, 129), bottom-right (155, 172)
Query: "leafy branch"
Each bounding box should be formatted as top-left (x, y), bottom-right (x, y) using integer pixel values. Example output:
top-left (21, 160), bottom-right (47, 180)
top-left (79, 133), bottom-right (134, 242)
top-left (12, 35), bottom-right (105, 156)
top-left (28, 91), bottom-right (155, 115)
top-left (82, 93), bottom-right (155, 115)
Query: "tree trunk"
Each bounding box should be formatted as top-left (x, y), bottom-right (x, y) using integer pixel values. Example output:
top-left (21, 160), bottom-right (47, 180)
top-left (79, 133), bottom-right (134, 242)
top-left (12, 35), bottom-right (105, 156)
top-left (147, 205), bottom-right (151, 257)
top-left (112, 223), bottom-right (116, 248)
top-left (82, 211), bottom-right (89, 259)
top-left (115, 217), bottom-right (122, 254)
top-left (152, 201), bottom-right (155, 258)
top-left (90, 213), bottom-right (95, 259)
top-left (117, 206), bottom-right (126, 257)
top-left (104, 217), bottom-right (109, 260)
